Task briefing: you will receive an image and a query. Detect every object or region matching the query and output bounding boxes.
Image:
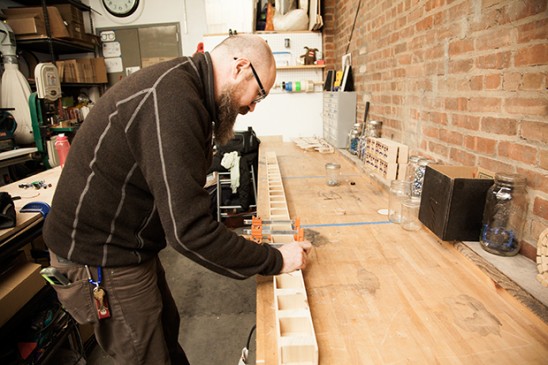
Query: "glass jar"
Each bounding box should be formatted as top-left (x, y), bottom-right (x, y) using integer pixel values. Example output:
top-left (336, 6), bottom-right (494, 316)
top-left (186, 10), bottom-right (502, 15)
top-left (411, 158), bottom-right (431, 198)
top-left (325, 163), bottom-right (341, 186)
top-left (348, 123), bottom-right (361, 155)
top-left (480, 173), bottom-right (528, 256)
top-left (401, 196), bottom-right (422, 231)
top-left (405, 155), bottom-right (422, 183)
top-left (357, 135), bottom-right (368, 161)
top-left (366, 120), bottom-right (382, 138)
top-left (388, 180), bottom-right (411, 223)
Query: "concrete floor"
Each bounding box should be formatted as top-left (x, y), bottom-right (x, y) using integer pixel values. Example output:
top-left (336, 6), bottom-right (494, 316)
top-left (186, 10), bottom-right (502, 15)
top-left (86, 243), bottom-right (258, 365)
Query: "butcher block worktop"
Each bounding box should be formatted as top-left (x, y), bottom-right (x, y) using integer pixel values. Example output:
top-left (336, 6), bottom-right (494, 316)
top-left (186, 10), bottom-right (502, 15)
top-left (254, 137), bottom-right (547, 365)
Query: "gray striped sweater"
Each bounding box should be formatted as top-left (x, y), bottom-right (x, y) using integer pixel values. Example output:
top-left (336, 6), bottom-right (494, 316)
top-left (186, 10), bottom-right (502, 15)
top-left (43, 52), bottom-right (282, 279)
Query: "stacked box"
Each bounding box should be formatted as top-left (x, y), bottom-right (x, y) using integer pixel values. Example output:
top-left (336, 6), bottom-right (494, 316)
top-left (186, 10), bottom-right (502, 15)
top-left (4, 7), bottom-right (70, 39)
top-left (0, 261), bottom-right (46, 327)
top-left (5, 14), bottom-right (45, 36)
top-left (5, 5), bottom-right (89, 42)
top-left (364, 137), bottom-right (409, 180)
top-left (53, 4), bottom-right (85, 41)
top-left (56, 57), bottom-right (107, 84)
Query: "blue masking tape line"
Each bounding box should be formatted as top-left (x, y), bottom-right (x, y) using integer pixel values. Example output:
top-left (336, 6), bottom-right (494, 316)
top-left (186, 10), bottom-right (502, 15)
top-left (261, 174), bottom-right (363, 180)
top-left (302, 221), bottom-right (391, 229)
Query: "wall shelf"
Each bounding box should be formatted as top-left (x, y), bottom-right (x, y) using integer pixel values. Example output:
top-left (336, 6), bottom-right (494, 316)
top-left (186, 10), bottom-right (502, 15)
top-left (17, 37), bottom-right (96, 54)
top-left (277, 64), bottom-right (325, 70)
top-left (10, 0), bottom-right (91, 11)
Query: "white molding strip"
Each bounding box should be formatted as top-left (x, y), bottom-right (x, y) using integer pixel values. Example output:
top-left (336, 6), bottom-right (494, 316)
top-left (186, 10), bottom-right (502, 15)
top-left (265, 151), bottom-right (319, 365)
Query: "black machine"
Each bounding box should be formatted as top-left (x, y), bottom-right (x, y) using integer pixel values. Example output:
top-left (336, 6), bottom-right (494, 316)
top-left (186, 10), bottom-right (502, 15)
top-left (0, 108), bottom-right (17, 152)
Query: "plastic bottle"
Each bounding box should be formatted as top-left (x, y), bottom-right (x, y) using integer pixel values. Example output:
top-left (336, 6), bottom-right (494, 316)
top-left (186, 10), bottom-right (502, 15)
top-left (281, 80), bottom-right (314, 92)
top-left (55, 133), bottom-right (71, 168)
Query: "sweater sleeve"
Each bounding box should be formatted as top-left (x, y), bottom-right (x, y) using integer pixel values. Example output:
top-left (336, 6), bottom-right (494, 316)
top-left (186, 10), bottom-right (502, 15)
top-left (122, 69), bottom-right (283, 279)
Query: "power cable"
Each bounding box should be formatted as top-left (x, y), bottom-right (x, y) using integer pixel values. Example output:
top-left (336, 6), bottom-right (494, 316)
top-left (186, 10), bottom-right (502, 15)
top-left (345, 0), bottom-right (363, 54)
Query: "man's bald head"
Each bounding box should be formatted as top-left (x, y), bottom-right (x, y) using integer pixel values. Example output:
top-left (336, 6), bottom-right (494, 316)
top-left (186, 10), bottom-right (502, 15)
top-left (208, 34), bottom-right (277, 144)
top-left (210, 34), bottom-right (276, 93)
top-left (211, 34), bottom-right (275, 72)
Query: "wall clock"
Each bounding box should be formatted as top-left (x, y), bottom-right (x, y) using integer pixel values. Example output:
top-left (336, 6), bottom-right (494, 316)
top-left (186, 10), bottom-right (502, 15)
top-left (102, 0), bottom-right (141, 18)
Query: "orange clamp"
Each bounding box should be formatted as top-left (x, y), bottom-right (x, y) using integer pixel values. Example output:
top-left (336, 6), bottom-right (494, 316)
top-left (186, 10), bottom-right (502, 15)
top-left (251, 216), bottom-right (263, 243)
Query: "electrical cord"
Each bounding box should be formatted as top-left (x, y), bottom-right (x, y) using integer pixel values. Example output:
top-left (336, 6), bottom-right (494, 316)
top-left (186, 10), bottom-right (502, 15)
top-left (238, 324), bottom-right (256, 365)
top-left (345, 0), bottom-right (363, 54)
top-left (246, 324), bottom-right (256, 350)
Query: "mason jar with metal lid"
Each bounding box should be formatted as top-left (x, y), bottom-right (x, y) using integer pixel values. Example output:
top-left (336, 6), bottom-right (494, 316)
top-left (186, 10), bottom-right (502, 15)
top-left (348, 123), bottom-right (362, 155)
top-left (325, 162), bottom-right (341, 186)
top-left (366, 120), bottom-right (382, 138)
top-left (480, 172), bottom-right (528, 256)
top-left (405, 155), bottom-right (422, 183)
top-left (411, 158), bottom-right (431, 197)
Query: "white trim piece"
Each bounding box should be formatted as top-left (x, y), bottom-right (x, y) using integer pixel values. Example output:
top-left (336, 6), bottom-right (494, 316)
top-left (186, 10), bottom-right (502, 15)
top-left (264, 151), bottom-right (318, 365)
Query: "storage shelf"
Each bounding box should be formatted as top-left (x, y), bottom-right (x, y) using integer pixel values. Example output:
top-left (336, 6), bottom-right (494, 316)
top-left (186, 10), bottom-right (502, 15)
top-left (28, 80), bottom-right (106, 88)
top-left (255, 30), bottom-right (322, 35)
top-left (17, 37), bottom-right (95, 54)
top-left (204, 30), bottom-right (322, 36)
top-left (8, 0), bottom-right (92, 11)
top-left (277, 65), bottom-right (325, 70)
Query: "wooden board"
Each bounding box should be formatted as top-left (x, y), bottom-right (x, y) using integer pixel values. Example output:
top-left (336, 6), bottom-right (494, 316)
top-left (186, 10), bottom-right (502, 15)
top-left (255, 137), bottom-right (548, 365)
top-left (264, 151), bottom-right (318, 365)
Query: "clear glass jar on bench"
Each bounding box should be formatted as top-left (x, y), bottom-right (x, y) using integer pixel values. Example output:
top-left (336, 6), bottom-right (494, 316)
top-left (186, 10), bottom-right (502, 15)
top-left (480, 173), bottom-right (527, 256)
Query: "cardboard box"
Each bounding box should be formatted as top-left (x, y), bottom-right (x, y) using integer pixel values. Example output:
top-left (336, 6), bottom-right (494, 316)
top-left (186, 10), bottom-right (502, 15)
top-left (0, 262), bottom-right (45, 327)
top-left (56, 59), bottom-right (78, 83)
top-left (57, 58), bottom-right (108, 84)
top-left (75, 58), bottom-right (94, 83)
top-left (65, 21), bottom-right (85, 40)
top-left (4, 6), bottom-right (70, 39)
top-left (91, 57), bottom-right (108, 83)
top-left (418, 165), bottom-right (494, 242)
top-left (5, 14), bottom-right (45, 36)
top-left (83, 33), bottom-right (100, 47)
top-left (52, 4), bottom-right (84, 25)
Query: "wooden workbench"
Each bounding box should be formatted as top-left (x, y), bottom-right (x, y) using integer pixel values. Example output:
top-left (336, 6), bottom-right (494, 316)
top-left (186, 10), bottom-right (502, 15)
top-left (255, 137), bottom-right (548, 364)
top-left (0, 167), bottom-right (61, 255)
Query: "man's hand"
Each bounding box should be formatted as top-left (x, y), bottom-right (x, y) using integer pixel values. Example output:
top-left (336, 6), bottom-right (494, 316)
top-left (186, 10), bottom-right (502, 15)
top-left (277, 240), bottom-right (313, 273)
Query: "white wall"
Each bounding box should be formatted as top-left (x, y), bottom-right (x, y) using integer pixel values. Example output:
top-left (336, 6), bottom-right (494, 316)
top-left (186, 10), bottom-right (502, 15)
top-left (235, 92), bottom-right (323, 140)
top-left (85, 0), bottom-right (206, 56)
top-left (86, 0), bottom-right (323, 141)
top-left (205, 32), bottom-right (324, 141)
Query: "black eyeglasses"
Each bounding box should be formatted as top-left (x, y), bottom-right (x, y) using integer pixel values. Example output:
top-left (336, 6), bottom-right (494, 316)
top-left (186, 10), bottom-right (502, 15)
top-left (234, 58), bottom-right (267, 103)
top-left (249, 63), bottom-right (267, 103)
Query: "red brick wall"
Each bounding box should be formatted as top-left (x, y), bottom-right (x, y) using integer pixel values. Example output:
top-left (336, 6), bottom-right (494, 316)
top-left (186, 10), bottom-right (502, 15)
top-left (322, 0), bottom-right (547, 258)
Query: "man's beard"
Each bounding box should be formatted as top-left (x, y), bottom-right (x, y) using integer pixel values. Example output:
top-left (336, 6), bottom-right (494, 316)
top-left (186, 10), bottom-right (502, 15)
top-left (214, 85), bottom-right (240, 145)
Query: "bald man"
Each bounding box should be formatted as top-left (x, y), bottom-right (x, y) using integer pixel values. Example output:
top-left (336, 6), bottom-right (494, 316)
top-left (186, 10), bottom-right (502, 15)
top-left (43, 34), bottom-right (311, 365)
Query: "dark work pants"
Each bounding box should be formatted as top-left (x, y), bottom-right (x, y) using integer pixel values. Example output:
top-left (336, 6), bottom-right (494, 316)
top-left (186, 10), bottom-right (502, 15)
top-left (50, 252), bottom-right (190, 365)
